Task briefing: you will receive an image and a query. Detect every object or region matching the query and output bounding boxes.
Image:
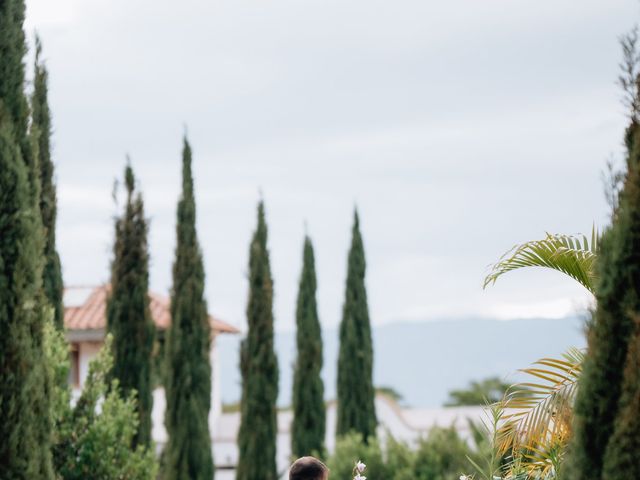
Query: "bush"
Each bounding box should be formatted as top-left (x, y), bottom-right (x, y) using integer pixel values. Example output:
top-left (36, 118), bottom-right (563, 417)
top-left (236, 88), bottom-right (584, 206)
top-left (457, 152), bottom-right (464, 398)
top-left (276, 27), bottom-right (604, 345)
top-left (45, 323), bottom-right (158, 479)
top-left (413, 426), bottom-right (474, 480)
top-left (385, 436), bottom-right (416, 480)
top-left (328, 426), bottom-right (474, 480)
top-left (327, 433), bottom-right (388, 479)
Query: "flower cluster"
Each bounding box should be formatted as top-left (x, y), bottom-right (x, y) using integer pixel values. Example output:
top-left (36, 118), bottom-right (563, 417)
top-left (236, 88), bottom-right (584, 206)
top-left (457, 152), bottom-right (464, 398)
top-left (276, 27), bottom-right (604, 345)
top-left (352, 460), bottom-right (366, 480)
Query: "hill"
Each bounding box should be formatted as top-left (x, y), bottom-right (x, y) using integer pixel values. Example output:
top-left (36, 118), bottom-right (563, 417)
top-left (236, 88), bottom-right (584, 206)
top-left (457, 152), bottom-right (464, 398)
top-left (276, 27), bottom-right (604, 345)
top-left (217, 316), bottom-right (587, 407)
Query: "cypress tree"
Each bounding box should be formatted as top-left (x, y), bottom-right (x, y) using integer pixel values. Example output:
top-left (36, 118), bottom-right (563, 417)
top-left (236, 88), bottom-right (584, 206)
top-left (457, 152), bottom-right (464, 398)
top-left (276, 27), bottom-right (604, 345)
top-left (237, 201), bottom-right (279, 480)
top-left (0, 2), bottom-right (53, 477)
top-left (291, 235), bottom-right (326, 458)
top-left (0, 107), bottom-right (46, 479)
top-left (32, 37), bottom-right (64, 331)
top-left (0, 0), bottom-right (34, 185)
top-left (336, 210), bottom-right (377, 442)
top-left (601, 314), bottom-right (640, 479)
top-left (164, 136), bottom-right (214, 480)
top-left (107, 163), bottom-right (155, 448)
top-left (567, 119), bottom-right (640, 479)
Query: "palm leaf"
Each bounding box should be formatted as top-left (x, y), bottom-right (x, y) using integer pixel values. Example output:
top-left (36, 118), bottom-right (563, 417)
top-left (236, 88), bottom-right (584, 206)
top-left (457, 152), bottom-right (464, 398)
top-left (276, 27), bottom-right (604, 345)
top-left (496, 348), bottom-right (585, 466)
top-left (483, 229), bottom-right (599, 294)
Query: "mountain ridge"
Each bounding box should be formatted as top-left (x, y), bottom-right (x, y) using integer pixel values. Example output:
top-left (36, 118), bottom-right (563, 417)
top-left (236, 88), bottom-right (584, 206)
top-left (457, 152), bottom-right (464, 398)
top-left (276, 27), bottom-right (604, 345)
top-left (218, 315), bottom-right (587, 407)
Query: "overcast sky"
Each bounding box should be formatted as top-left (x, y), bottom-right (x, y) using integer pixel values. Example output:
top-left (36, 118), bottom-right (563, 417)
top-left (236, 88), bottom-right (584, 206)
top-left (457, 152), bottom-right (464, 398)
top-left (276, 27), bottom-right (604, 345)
top-left (24, 0), bottom-right (638, 332)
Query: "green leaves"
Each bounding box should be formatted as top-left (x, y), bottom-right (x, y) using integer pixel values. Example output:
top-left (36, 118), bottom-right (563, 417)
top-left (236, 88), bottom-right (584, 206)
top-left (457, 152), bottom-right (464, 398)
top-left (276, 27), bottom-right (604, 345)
top-left (164, 136), bottom-right (213, 480)
top-left (237, 200), bottom-right (279, 480)
top-left (337, 210), bottom-right (377, 441)
top-left (496, 348), bottom-right (584, 477)
top-left (108, 162), bottom-right (154, 448)
top-left (483, 229), bottom-right (599, 294)
top-left (292, 236), bottom-right (326, 458)
top-left (49, 334), bottom-right (159, 480)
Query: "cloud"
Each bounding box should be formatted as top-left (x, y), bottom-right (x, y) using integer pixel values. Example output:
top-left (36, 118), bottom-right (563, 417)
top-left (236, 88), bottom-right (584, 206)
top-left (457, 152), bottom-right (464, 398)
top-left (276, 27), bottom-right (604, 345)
top-left (27, 0), bottom-right (637, 330)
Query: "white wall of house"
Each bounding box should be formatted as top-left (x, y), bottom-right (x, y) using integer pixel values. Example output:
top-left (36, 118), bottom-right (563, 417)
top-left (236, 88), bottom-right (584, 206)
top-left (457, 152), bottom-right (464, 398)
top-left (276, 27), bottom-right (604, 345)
top-left (78, 341), bottom-right (101, 386)
top-left (69, 330), bottom-right (224, 460)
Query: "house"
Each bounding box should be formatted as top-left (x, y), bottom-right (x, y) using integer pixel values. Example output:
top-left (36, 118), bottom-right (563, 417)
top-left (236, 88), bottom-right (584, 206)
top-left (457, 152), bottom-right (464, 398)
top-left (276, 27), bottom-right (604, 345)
top-left (63, 284), bottom-right (239, 454)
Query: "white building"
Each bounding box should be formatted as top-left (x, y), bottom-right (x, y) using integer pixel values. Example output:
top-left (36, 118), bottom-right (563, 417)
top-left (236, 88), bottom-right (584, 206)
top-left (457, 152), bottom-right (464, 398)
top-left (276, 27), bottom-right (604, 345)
top-left (63, 285), bottom-right (239, 459)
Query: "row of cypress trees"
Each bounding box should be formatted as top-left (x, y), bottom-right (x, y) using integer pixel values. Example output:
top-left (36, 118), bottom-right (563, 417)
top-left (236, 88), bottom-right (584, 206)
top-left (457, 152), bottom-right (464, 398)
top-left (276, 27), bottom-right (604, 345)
top-left (0, 4), bottom-right (377, 477)
top-left (107, 154), bottom-right (380, 480)
top-left (235, 207), bottom-right (378, 480)
top-left (0, 0), bottom-right (63, 477)
top-left (107, 138), bottom-right (215, 479)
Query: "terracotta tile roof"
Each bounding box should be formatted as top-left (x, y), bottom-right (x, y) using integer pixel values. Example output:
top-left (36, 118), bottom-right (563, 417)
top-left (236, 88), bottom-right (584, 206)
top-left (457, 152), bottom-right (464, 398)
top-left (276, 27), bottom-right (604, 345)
top-left (64, 285), bottom-right (238, 334)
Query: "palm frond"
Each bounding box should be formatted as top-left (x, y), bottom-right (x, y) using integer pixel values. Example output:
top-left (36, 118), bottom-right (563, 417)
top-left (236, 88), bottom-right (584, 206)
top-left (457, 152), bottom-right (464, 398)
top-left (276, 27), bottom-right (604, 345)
top-left (483, 229), bottom-right (599, 294)
top-left (496, 348), bottom-right (585, 464)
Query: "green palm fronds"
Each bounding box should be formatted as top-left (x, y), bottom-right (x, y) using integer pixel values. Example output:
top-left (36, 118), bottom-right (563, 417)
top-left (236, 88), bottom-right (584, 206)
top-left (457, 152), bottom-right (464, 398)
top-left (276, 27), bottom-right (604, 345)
top-left (496, 348), bottom-right (585, 476)
top-left (483, 229), bottom-right (599, 294)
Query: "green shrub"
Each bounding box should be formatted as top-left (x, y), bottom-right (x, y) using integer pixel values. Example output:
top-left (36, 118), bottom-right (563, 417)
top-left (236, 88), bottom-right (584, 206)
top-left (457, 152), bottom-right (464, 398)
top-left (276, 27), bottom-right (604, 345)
top-left (413, 426), bottom-right (474, 480)
top-left (329, 427), bottom-right (474, 480)
top-left (46, 324), bottom-right (158, 480)
top-left (327, 433), bottom-right (387, 479)
top-left (385, 436), bottom-right (416, 480)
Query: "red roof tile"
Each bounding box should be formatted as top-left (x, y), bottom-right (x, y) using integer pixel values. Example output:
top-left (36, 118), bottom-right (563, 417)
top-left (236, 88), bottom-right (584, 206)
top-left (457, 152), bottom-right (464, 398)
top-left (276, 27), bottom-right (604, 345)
top-left (64, 285), bottom-right (238, 334)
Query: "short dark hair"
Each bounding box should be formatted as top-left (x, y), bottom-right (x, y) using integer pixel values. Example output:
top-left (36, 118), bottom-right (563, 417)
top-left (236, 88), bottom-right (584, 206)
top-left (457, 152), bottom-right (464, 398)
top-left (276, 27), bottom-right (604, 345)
top-left (289, 456), bottom-right (329, 480)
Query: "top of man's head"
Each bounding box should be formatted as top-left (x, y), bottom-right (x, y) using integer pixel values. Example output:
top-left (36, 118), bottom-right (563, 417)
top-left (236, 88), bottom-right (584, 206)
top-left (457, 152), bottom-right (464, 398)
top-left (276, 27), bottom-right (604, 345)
top-left (289, 456), bottom-right (329, 480)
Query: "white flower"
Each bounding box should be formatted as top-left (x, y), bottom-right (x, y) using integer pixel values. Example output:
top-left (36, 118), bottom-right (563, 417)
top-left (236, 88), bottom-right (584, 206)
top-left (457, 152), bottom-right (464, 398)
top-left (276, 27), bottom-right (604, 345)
top-left (356, 461), bottom-right (366, 473)
top-left (459, 475), bottom-right (473, 480)
top-left (354, 475), bottom-right (367, 480)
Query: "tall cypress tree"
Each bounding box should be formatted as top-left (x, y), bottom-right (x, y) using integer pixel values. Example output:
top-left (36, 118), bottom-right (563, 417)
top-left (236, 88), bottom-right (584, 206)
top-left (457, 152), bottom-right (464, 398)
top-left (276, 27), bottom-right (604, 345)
top-left (164, 136), bottom-right (214, 480)
top-left (336, 210), bottom-right (377, 442)
top-left (567, 119), bottom-right (640, 479)
top-left (601, 314), bottom-right (640, 479)
top-left (0, 1), bottom-right (28, 147)
top-left (237, 201), bottom-right (279, 480)
top-left (291, 235), bottom-right (325, 458)
top-left (0, 2), bottom-right (53, 477)
top-left (32, 37), bottom-right (64, 331)
top-left (107, 163), bottom-right (155, 448)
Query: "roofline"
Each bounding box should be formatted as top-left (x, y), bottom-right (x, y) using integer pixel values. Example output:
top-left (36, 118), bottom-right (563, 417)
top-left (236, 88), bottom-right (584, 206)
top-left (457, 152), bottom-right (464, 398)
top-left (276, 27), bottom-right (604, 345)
top-left (66, 328), bottom-right (106, 343)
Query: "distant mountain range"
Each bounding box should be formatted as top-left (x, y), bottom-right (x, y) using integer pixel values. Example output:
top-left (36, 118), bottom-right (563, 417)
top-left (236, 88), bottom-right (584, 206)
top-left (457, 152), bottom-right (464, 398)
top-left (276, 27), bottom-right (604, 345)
top-left (217, 316), bottom-right (587, 407)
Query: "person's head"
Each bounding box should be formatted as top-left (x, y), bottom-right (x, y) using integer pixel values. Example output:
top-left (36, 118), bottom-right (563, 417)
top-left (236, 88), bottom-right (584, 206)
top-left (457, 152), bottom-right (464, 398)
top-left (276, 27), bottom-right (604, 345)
top-left (289, 456), bottom-right (329, 480)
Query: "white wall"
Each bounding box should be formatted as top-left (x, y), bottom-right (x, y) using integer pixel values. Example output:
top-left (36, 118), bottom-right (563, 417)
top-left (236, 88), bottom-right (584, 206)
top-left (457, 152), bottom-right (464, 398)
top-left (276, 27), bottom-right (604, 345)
top-left (78, 341), bottom-right (102, 387)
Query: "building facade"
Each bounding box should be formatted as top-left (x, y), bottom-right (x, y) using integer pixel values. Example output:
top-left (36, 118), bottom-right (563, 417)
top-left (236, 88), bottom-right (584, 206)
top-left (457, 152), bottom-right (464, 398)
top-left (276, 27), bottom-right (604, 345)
top-left (63, 285), bottom-right (239, 453)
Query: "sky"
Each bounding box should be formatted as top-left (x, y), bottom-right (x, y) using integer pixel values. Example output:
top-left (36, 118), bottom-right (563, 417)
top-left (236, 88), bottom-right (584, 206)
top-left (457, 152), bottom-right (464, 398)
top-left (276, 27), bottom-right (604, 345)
top-left (24, 0), bottom-right (638, 333)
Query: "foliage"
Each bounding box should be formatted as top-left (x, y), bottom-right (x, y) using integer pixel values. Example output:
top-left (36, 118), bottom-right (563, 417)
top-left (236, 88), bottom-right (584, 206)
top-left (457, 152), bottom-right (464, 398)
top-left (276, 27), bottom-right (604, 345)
top-left (495, 348), bottom-right (584, 477)
top-left (47, 327), bottom-right (158, 480)
top-left (484, 230), bottom-right (598, 294)
top-left (376, 386), bottom-right (405, 404)
top-left (327, 433), bottom-right (387, 480)
top-left (337, 210), bottom-right (377, 441)
top-left (385, 436), bottom-right (417, 480)
top-left (237, 201), bottom-right (279, 480)
top-left (108, 163), bottom-right (155, 447)
top-left (413, 426), bottom-right (475, 480)
top-left (445, 376), bottom-right (512, 406)
top-left (567, 118), bottom-right (640, 480)
top-left (466, 404), bottom-right (508, 480)
top-left (292, 235), bottom-right (326, 458)
top-left (0, 53), bottom-right (53, 480)
top-left (601, 315), bottom-right (640, 478)
top-left (330, 428), bottom-right (474, 480)
top-left (31, 36), bottom-right (64, 331)
top-left (0, 0), bottom-right (32, 176)
top-left (164, 136), bottom-right (213, 480)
